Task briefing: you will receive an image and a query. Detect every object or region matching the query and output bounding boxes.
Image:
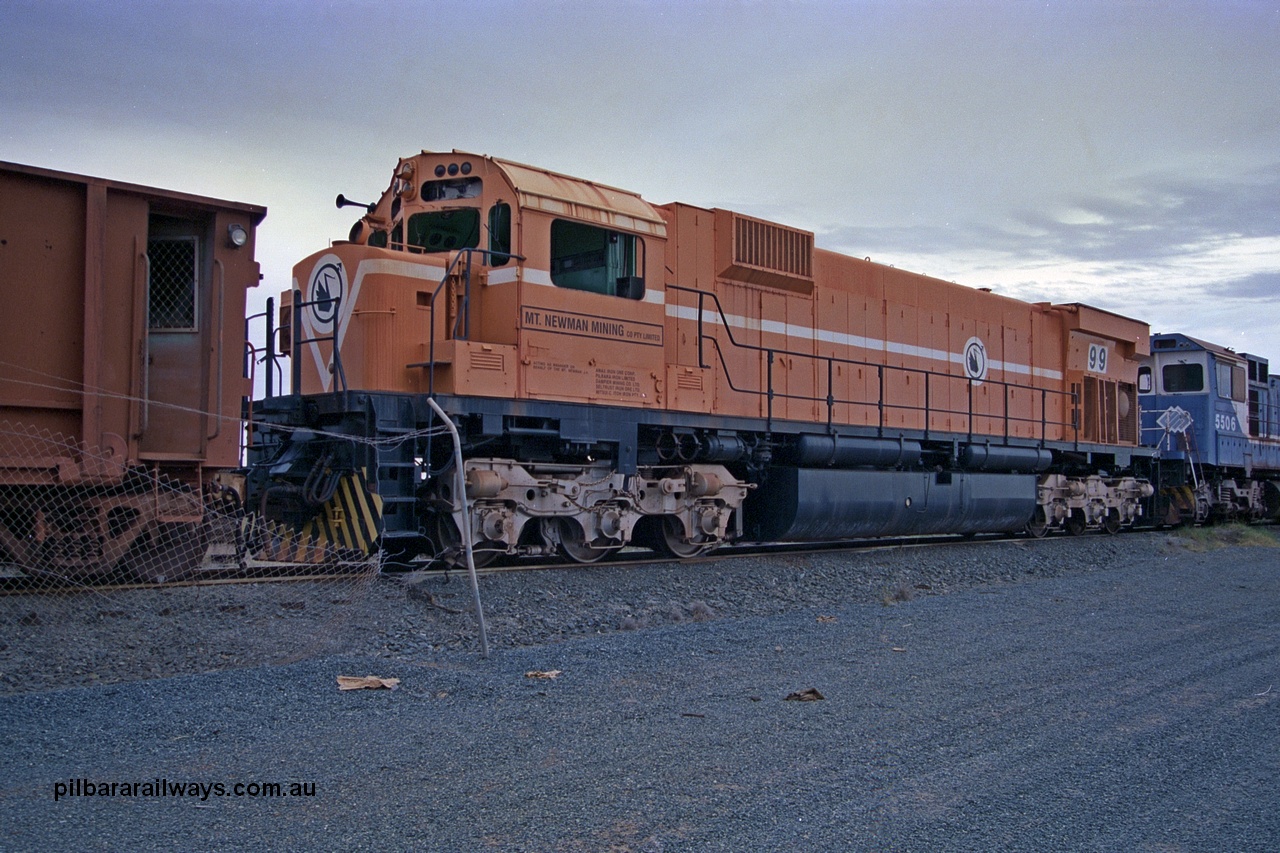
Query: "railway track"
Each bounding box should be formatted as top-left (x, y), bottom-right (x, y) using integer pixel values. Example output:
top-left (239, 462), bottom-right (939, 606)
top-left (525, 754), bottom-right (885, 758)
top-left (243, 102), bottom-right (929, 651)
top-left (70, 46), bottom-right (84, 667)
top-left (0, 529), bottom-right (1070, 595)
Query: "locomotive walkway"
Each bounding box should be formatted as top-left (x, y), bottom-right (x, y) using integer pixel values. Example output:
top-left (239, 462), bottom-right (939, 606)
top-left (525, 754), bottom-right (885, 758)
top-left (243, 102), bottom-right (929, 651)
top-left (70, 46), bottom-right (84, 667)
top-left (4, 543), bottom-right (1278, 851)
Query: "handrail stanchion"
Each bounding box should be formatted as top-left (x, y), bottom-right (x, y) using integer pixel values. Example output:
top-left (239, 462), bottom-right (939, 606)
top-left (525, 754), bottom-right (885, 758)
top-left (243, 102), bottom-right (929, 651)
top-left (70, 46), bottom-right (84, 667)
top-left (264, 296), bottom-right (276, 399)
top-left (826, 358), bottom-right (835, 431)
top-left (877, 366), bottom-right (885, 436)
top-left (291, 289), bottom-right (303, 395)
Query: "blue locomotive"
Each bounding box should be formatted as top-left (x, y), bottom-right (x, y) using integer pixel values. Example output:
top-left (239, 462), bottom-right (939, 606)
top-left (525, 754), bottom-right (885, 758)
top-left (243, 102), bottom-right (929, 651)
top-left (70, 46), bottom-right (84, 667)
top-left (1139, 333), bottom-right (1280, 524)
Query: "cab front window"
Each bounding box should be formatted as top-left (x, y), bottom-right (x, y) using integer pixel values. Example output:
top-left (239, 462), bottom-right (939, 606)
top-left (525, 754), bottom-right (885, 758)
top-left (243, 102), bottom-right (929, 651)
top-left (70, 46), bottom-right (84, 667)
top-left (1162, 363), bottom-right (1204, 393)
top-left (406, 209), bottom-right (480, 253)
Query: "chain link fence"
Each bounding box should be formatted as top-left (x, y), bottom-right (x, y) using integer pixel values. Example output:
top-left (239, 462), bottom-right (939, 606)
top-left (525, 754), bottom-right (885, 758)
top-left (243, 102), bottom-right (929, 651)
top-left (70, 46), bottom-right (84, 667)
top-left (0, 419), bottom-right (401, 694)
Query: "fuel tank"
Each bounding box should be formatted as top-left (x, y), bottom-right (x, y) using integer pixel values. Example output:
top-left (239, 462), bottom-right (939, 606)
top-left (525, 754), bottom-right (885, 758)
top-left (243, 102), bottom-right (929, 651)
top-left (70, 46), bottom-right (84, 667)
top-left (750, 467), bottom-right (1036, 541)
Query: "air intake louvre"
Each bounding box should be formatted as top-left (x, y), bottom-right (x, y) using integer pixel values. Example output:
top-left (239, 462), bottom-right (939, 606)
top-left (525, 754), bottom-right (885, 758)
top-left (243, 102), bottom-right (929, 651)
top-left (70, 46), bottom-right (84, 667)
top-left (715, 209), bottom-right (815, 294)
top-left (733, 216), bottom-right (813, 278)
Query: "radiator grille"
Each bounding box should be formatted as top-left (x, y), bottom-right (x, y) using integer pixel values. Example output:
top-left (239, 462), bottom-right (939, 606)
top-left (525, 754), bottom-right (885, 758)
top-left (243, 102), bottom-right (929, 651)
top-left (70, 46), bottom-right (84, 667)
top-left (1083, 376), bottom-right (1136, 444)
top-left (715, 209), bottom-right (814, 293)
top-left (733, 216), bottom-right (813, 278)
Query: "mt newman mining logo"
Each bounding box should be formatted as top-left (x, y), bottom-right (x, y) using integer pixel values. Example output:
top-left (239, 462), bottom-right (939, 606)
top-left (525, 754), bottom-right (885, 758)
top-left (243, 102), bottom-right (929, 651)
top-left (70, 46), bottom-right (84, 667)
top-left (53, 778), bottom-right (316, 801)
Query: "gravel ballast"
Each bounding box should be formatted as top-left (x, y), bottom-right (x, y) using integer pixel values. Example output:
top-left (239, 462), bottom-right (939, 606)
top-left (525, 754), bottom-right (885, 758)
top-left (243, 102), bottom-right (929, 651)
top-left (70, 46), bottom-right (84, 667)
top-left (4, 534), bottom-right (1165, 693)
top-left (2, 530), bottom-right (1278, 850)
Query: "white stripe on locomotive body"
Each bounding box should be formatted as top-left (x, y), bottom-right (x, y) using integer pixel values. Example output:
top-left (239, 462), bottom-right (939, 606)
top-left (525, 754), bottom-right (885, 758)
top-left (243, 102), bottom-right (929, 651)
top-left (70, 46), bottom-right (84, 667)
top-left (300, 256), bottom-right (448, 393)
top-left (666, 304), bottom-right (1064, 382)
top-left (523, 268), bottom-right (554, 286)
top-left (486, 266), bottom-right (519, 285)
top-left (308, 258), bottom-right (1061, 391)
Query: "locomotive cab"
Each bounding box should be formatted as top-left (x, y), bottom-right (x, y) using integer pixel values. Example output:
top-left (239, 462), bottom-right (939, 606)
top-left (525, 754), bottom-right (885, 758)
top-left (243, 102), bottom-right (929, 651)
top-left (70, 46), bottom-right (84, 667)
top-left (255, 152), bottom-right (697, 563)
top-left (281, 151), bottom-right (669, 408)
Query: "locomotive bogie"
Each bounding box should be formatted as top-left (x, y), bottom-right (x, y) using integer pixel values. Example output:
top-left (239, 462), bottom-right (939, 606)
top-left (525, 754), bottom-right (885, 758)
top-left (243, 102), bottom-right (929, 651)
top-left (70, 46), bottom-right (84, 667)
top-left (1032, 474), bottom-right (1153, 536)
top-left (438, 458), bottom-right (751, 563)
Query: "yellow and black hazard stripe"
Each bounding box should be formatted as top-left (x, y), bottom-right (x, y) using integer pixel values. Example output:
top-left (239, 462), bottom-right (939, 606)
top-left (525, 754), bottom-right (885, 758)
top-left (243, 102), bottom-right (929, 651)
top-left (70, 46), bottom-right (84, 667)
top-left (247, 469), bottom-right (384, 562)
top-left (303, 469), bottom-right (384, 554)
top-left (1159, 484), bottom-right (1196, 525)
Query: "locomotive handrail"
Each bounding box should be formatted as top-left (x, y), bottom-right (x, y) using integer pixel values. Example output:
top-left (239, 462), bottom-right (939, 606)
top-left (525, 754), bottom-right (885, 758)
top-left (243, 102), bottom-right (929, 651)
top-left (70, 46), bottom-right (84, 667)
top-left (698, 332), bottom-right (1069, 445)
top-left (421, 247), bottom-right (526, 398)
top-left (139, 251), bottom-right (151, 436)
top-left (242, 297), bottom-right (284, 455)
top-left (209, 259), bottom-right (226, 441)
top-left (670, 284), bottom-right (1080, 448)
top-left (290, 290), bottom-right (346, 394)
top-left (244, 296), bottom-right (283, 399)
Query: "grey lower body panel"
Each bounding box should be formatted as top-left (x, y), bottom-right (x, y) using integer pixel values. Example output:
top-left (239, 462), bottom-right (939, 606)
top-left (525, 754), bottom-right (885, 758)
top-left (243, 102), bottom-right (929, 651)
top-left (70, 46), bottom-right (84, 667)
top-left (751, 467), bottom-right (1036, 541)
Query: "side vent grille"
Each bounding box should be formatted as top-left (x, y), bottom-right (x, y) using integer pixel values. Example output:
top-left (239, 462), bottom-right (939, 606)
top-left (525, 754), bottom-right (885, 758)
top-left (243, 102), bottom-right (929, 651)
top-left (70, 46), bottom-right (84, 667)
top-left (715, 209), bottom-right (815, 294)
top-left (677, 371), bottom-right (704, 391)
top-left (470, 351), bottom-right (504, 371)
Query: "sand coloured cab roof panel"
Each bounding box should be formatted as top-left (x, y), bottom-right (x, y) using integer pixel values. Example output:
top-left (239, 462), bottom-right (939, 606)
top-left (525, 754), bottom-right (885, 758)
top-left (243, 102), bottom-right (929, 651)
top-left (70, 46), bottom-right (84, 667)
top-left (468, 151), bottom-right (667, 237)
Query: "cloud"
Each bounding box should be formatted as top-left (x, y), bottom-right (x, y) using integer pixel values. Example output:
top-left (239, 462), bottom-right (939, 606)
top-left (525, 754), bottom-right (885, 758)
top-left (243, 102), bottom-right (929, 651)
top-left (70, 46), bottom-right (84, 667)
top-left (811, 162), bottom-right (1280, 357)
top-left (1211, 272), bottom-right (1280, 301)
top-left (3, 0), bottom-right (1278, 361)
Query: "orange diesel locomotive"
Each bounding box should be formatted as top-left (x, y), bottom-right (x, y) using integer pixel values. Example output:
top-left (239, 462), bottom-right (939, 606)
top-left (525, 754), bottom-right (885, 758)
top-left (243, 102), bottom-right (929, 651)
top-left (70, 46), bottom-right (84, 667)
top-left (247, 150), bottom-right (1151, 563)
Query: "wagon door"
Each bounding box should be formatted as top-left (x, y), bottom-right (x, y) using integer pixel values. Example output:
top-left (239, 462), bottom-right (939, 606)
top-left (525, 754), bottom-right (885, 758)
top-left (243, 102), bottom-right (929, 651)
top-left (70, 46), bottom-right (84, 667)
top-left (139, 215), bottom-right (209, 461)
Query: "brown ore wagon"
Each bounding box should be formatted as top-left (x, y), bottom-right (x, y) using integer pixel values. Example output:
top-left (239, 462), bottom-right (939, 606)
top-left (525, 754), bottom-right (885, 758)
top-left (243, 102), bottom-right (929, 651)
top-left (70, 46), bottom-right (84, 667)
top-left (0, 161), bottom-right (264, 581)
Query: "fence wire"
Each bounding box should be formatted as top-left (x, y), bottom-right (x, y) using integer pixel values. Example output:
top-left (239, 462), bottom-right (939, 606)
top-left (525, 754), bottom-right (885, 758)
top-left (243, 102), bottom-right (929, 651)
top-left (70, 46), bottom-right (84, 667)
top-left (0, 418), bottom-right (413, 694)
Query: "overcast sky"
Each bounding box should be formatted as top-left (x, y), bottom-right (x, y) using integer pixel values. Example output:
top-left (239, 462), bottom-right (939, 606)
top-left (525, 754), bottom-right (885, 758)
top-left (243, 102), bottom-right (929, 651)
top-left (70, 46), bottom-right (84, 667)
top-left (3, 0), bottom-right (1278, 362)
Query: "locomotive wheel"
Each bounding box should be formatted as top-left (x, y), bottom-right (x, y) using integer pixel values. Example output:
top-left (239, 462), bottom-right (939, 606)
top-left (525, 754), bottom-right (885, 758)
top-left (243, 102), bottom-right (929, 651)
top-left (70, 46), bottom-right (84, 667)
top-left (434, 515), bottom-right (499, 569)
top-left (126, 522), bottom-right (209, 584)
top-left (1065, 510), bottom-right (1087, 537)
top-left (552, 518), bottom-right (609, 564)
top-left (1102, 508), bottom-right (1122, 535)
top-left (657, 515), bottom-right (713, 559)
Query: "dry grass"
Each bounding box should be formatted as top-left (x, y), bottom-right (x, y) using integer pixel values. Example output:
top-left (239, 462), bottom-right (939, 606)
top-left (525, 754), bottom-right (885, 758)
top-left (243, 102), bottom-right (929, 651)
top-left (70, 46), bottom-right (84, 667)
top-left (1176, 523), bottom-right (1280, 552)
top-left (880, 582), bottom-right (915, 606)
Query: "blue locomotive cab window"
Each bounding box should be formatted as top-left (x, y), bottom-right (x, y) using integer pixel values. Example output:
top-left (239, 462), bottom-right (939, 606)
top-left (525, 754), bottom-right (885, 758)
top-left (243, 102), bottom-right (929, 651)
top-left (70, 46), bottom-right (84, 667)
top-left (550, 219), bottom-right (645, 299)
top-left (489, 203), bottom-right (511, 266)
top-left (1162, 363), bottom-right (1203, 393)
top-left (407, 209), bottom-right (480, 253)
top-left (1137, 366), bottom-right (1152, 394)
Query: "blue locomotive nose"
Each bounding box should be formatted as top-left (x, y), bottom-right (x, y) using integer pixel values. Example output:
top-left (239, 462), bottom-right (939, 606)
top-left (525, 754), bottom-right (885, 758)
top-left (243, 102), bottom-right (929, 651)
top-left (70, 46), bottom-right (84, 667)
top-left (1138, 334), bottom-right (1280, 524)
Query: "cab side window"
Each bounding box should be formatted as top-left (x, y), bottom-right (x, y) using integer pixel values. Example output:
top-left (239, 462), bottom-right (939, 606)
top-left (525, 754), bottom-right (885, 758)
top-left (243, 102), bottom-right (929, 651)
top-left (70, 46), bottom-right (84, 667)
top-left (489, 203), bottom-right (511, 266)
top-left (550, 219), bottom-right (644, 299)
